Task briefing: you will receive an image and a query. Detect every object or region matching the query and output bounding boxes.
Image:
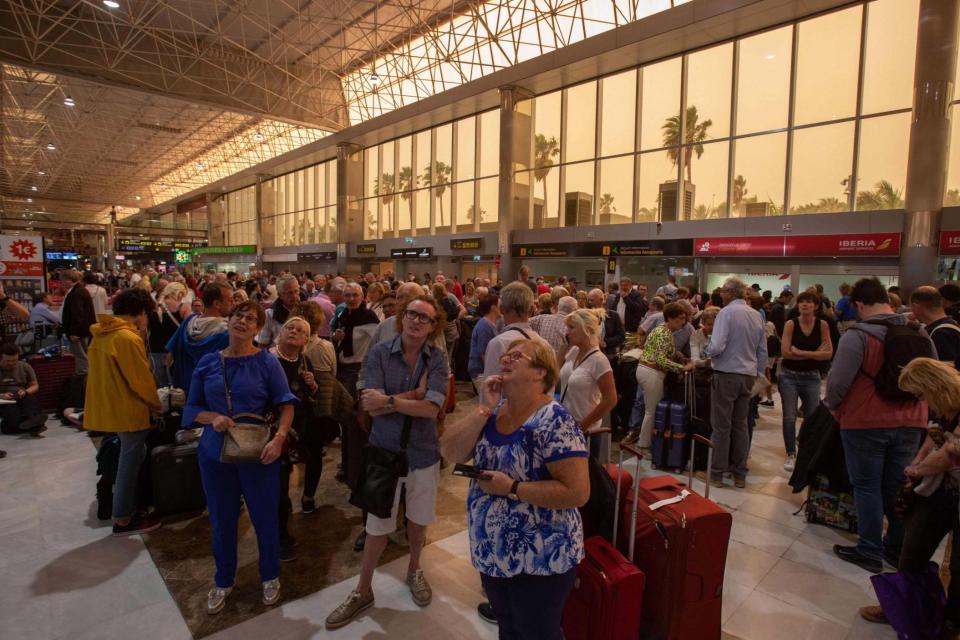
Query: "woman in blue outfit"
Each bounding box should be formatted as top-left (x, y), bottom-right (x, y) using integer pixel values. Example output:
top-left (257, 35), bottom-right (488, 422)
top-left (182, 299), bottom-right (297, 615)
top-left (441, 337), bottom-right (590, 640)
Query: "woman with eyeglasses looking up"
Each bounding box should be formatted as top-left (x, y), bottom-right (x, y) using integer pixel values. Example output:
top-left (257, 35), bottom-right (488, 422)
top-left (326, 295), bottom-right (450, 630)
top-left (183, 300), bottom-right (298, 615)
top-left (440, 338), bottom-right (590, 640)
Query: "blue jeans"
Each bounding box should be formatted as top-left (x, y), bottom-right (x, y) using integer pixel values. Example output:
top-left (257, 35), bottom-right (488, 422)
top-left (840, 428), bottom-right (924, 562)
top-left (114, 429), bottom-right (152, 520)
top-left (778, 369), bottom-right (822, 456)
top-left (480, 568), bottom-right (577, 640)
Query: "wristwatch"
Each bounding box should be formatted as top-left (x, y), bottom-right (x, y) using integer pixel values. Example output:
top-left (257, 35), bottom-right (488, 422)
top-left (386, 395), bottom-right (396, 410)
top-left (508, 480), bottom-right (521, 501)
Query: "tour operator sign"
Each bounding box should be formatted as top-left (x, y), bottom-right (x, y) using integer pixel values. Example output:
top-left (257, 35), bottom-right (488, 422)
top-left (0, 235), bottom-right (44, 276)
top-left (693, 233), bottom-right (901, 258)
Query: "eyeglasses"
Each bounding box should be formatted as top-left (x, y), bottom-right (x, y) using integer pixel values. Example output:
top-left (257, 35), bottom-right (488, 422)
top-left (499, 350), bottom-right (532, 364)
top-left (404, 309), bottom-right (437, 324)
top-left (232, 312), bottom-right (259, 324)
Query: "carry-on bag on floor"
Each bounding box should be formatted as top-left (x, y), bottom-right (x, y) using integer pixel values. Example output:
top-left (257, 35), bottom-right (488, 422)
top-left (801, 474), bottom-right (858, 533)
top-left (618, 436), bottom-right (733, 640)
top-left (563, 438), bottom-right (646, 640)
top-left (150, 442), bottom-right (206, 517)
top-left (665, 370), bottom-right (697, 471)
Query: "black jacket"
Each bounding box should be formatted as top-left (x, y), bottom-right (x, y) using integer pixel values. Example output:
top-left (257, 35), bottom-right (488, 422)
top-left (607, 290), bottom-right (648, 333)
top-left (600, 311), bottom-right (625, 356)
top-left (788, 403), bottom-right (852, 494)
top-left (61, 283), bottom-right (97, 339)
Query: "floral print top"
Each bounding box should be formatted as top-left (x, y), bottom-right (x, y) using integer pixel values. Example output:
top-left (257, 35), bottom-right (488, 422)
top-left (467, 401), bottom-right (588, 578)
top-left (640, 324), bottom-right (683, 372)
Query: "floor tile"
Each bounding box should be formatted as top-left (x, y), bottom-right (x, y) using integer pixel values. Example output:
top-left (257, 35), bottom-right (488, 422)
top-left (723, 589), bottom-right (850, 640)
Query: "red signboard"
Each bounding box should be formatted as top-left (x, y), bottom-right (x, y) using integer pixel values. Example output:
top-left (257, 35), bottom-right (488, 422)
top-left (694, 233), bottom-right (901, 258)
top-left (940, 230), bottom-right (960, 255)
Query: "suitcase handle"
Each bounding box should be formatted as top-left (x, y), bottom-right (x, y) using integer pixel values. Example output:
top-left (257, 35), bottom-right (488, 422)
top-left (687, 434), bottom-right (714, 499)
top-left (614, 441), bottom-right (645, 559)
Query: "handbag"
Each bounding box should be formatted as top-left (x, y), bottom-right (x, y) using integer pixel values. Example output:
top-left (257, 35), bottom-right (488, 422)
top-left (871, 562), bottom-right (947, 640)
top-left (349, 352), bottom-right (428, 519)
top-left (218, 352), bottom-right (275, 464)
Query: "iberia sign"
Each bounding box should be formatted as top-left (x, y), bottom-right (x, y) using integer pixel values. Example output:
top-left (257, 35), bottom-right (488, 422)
top-left (694, 233), bottom-right (901, 258)
top-left (940, 230), bottom-right (960, 256)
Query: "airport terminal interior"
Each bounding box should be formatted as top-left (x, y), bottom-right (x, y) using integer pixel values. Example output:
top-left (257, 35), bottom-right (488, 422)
top-left (1, 0), bottom-right (960, 637)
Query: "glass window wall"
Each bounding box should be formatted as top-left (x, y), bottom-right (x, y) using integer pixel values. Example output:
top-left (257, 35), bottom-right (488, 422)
top-left (263, 159), bottom-right (336, 247)
top-left (515, 0), bottom-right (915, 222)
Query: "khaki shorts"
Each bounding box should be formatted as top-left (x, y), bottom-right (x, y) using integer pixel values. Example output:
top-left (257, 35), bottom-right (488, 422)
top-left (365, 462), bottom-right (440, 536)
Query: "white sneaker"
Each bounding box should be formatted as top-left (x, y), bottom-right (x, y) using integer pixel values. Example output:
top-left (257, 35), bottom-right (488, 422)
top-left (783, 455), bottom-right (796, 472)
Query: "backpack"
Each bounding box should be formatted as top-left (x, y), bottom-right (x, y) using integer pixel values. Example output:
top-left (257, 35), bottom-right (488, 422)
top-left (855, 319), bottom-right (935, 402)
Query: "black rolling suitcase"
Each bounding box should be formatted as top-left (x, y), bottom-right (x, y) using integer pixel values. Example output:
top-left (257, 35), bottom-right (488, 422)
top-left (150, 442), bottom-right (206, 517)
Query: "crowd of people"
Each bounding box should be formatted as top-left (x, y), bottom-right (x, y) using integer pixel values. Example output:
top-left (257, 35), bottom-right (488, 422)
top-left (5, 262), bottom-right (957, 638)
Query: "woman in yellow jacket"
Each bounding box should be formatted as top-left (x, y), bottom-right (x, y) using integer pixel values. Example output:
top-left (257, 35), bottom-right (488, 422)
top-left (84, 288), bottom-right (162, 536)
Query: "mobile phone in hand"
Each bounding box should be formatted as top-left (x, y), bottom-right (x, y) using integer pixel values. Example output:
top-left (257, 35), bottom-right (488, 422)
top-left (452, 463), bottom-right (490, 480)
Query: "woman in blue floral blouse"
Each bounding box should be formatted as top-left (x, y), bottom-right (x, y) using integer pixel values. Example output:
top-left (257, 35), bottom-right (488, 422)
top-left (441, 337), bottom-right (590, 640)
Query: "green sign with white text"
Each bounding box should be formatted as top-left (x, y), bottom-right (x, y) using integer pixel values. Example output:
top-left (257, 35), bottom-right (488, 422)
top-left (192, 245), bottom-right (257, 256)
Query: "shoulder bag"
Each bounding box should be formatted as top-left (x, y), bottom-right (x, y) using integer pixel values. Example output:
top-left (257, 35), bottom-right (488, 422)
top-left (349, 352), bottom-right (429, 518)
top-left (219, 352), bottom-right (276, 464)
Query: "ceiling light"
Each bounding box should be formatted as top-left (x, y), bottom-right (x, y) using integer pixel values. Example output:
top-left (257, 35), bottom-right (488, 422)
top-left (103, 0), bottom-right (120, 8)
top-left (368, 71), bottom-right (381, 89)
top-left (135, 195), bottom-right (141, 201)
top-left (31, 186), bottom-right (37, 191)
top-left (254, 131), bottom-right (264, 142)
top-left (26, 198), bottom-right (32, 203)
top-left (764, 53), bottom-right (776, 60)
top-left (37, 171), bottom-right (45, 175)
top-left (63, 96), bottom-right (75, 107)
top-left (46, 143), bottom-right (56, 151)
top-left (195, 162), bottom-right (204, 170)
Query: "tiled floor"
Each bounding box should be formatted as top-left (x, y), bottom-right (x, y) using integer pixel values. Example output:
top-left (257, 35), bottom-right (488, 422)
top-left (0, 400), bottom-right (917, 640)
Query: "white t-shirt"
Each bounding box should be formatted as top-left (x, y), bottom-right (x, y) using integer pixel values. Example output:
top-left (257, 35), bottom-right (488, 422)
top-left (559, 345), bottom-right (612, 432)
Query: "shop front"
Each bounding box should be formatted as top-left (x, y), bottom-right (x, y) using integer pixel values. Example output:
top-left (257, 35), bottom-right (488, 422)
top-left (513, 239), bottom-right (695, 290)
top-left (696, 232), bottom-right (902, 299)
top-left (938, 230), bottom-right (960, 282)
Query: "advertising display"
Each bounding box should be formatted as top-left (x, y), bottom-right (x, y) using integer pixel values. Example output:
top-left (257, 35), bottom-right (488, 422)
top-left (0, 235), bottom-right (45, 314)
top-left (694, 233), bottom-right (901, 258)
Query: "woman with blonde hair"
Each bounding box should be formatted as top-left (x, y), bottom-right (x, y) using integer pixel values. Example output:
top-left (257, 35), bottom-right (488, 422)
top-left (857, 357), bottom-right (960, 632)
top-left (367, 282), bottom-right (387, 320)
top-left (559, 308), bottom-right (618, 458)
top-left (147, 282), bottom-right (190, 386)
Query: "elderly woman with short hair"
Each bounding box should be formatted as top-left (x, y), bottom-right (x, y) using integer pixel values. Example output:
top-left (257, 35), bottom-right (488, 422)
top-left (441, 338), bottom-right (589, 640)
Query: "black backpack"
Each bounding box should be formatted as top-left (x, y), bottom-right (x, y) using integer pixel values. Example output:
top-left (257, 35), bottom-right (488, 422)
top-left (856, 319), bottom-right (934, 402)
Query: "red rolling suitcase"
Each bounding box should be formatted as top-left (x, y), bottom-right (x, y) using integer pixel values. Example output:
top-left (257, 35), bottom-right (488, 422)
top-left (618, 436), bottom-right (732, 640)
top-left (563, 436), bottom-right (645, 640)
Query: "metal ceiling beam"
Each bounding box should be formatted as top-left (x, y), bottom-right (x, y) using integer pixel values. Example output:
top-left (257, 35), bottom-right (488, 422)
top-left (0, 0), bottom-right (350, 130)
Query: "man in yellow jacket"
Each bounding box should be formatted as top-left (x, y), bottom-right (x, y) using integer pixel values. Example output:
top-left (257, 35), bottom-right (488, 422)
top-left (84, 288), bottom-right (162, 536)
